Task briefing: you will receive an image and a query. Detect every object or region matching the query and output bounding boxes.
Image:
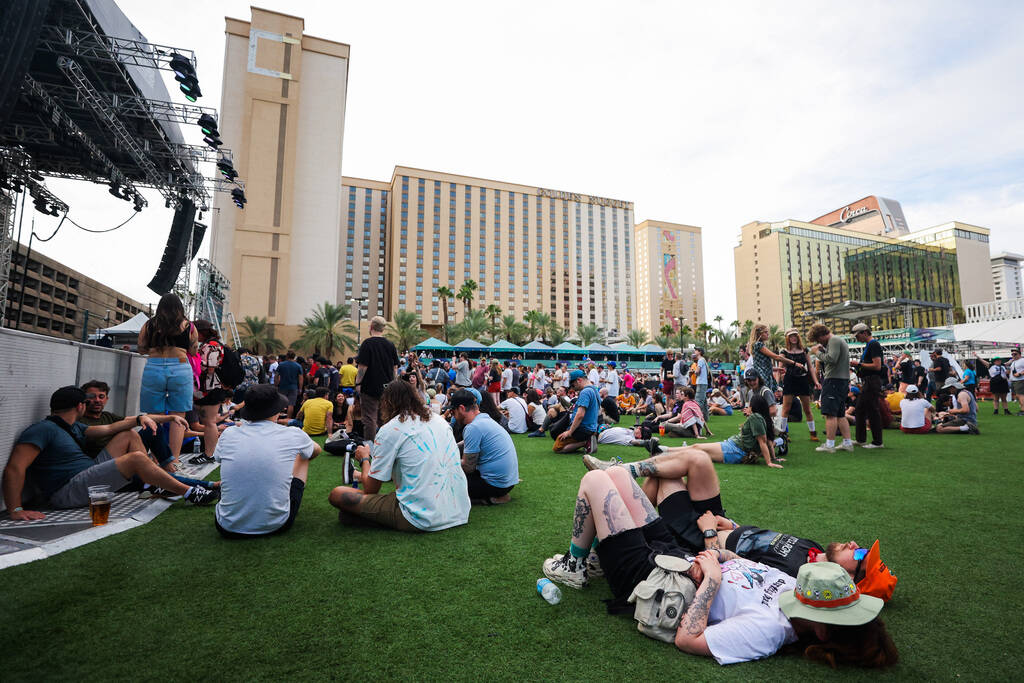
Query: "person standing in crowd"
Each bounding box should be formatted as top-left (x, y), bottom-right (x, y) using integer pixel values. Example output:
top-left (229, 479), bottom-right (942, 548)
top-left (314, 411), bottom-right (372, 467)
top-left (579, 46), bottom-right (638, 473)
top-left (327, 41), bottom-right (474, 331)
top-left (194, 320), bottom-right (232, 458)
top-left (1010, 348), bottom-right (1024, 415)
top-left (136, 293), bottom-right (196, 469)
top-left (692, 348), bottom-right (710, 422)
top-left (274, 351), bottom-right (303, 418)
top-left (927, 349), bottom-right (952, 401)
top-left (961, 361), bottom-right (978, 396)
top-left (355, 316), bottom-right (400, 441)
top-left (779, 329), bottom-right (819, 441)
top-left (500, 360), bottom-right (514, 400)
top-left (236, 348), bottom-right (262, 403)
top-left (339, 357), bottom-right (358, 393)
top-left (453, 352), bottom-right (472, 388)
top-left (974, 352), bottom-right (1012, 415)
top-left (661, 351), bottom-right (676, 396)
top-left (748, 323), bottom-right (801, 391)
top-left (809, 323), bottom-right (854, 453)
top-left (850, 323), bottom-right (885, 449)
top-left (893, 352), bottom-right (916, 393)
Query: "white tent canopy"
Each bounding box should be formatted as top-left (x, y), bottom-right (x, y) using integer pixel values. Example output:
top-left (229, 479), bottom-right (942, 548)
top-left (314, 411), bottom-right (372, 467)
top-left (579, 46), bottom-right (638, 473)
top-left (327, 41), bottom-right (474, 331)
top-left (97, 312), bottom-right (149, 336)
top-left (951, 318), bottom-right (1024, 346)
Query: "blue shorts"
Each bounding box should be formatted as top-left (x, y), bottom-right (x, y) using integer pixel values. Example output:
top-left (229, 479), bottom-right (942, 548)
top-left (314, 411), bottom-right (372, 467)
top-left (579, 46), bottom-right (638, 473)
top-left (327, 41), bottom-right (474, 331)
top-left (722, 405), bottom-right (733, 416)
top-left (720, 439), bottom-right (745, 464)
top-left (140, 357), bottom-right (194, 413)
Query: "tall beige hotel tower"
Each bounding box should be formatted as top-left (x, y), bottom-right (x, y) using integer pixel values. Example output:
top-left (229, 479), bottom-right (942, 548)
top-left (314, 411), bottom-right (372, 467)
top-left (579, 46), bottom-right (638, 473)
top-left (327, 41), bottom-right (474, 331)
top-left (211, 8), bottom-right (349, 340)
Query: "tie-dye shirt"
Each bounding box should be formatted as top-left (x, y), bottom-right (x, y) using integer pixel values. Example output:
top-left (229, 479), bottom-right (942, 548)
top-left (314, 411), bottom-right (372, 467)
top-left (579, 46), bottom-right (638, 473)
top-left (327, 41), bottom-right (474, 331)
top-left (368, 413), bottom-right (470, 531)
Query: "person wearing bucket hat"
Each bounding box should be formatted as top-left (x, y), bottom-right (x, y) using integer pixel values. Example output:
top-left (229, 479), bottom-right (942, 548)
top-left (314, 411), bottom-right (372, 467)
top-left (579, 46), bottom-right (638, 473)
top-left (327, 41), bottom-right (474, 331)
top-left (214, 384), bottom-right (321, 538)
top-left (933, 376), bottom-right (980, 434)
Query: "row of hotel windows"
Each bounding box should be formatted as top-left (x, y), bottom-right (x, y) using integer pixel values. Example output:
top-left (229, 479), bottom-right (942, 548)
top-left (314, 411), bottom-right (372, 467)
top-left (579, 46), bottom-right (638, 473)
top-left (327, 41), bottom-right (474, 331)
top-left (2, 306), bottom-right (76, 335)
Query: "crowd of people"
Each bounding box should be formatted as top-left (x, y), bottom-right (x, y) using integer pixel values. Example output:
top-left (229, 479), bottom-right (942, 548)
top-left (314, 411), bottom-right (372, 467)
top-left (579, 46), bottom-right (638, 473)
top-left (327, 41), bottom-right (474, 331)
top-left (6, 295), bottom-right (1022, 669)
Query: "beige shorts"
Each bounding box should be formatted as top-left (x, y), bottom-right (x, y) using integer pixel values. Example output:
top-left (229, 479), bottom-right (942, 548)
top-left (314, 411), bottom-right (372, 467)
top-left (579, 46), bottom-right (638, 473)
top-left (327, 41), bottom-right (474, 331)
top-left (356, 491), bottom-right (421, 532)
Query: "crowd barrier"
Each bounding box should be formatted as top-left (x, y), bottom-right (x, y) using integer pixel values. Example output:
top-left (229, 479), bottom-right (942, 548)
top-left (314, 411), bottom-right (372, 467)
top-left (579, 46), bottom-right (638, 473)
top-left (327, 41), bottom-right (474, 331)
top-left (0, 327), bottom-right (145, 510)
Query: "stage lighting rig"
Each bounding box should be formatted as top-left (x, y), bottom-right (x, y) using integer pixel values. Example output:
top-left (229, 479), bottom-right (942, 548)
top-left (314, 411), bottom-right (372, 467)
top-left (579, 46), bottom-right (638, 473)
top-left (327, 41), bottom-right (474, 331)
top-left (217, 156), bottom-right (238, 182)
top-left (169, 52), bottom-right (202, 102)
top-left (231, 188), bottom-right (246, 209)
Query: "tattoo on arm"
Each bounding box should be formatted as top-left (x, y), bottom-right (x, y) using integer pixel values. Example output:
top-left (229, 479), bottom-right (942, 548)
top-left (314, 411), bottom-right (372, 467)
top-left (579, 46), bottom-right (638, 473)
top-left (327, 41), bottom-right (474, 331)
top-left (717, 549), bottom-right (740, 561)
top-left (704, 536), bottom-right (722, 550)
top-left (683, 578), bottom-right (720, 636)
top-left (572, 496), bottom-right (591, 539)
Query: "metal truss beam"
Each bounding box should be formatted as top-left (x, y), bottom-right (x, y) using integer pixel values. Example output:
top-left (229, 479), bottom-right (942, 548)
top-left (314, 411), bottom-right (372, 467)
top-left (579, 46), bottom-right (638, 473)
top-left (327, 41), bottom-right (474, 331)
top-left (39, 82), bottom-right (217, 125)
top-left (38, 25), bottom-right (197, 73)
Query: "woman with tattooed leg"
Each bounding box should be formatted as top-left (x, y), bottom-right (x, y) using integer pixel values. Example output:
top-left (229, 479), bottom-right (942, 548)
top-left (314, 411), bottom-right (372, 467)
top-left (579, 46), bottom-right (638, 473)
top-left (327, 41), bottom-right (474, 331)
top-left (541, 469), bottom-right (899, 667)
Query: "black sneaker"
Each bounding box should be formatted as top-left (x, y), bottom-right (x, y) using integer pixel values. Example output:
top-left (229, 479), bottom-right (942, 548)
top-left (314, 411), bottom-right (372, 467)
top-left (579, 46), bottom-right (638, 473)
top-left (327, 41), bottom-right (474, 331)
top-left (342, 453), bottom-right (358, 487)
top-left (646, 437), bottom-right (661, 455)
top-left (185, 485), bottom-right (219, 506)
top-left (967, 422), bottom-right (980, 434)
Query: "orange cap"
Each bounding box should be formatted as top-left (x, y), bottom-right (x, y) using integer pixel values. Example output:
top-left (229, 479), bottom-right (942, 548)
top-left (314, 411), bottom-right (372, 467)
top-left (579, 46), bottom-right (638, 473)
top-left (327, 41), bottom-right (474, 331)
top-left (856, 540), bottom-right (897, 602)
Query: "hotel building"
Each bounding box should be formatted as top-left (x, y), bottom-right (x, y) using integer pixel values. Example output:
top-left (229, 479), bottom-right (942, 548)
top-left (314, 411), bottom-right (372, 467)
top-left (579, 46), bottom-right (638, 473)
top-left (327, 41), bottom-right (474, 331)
top-left (990, 252), bottom-right (1023, 302)
top-left (634, 220), bottom-right (705, 336)
top-left (340, 177), bottom-right (389, 321)
top-left (211, 8), bottom-right (349, 341)
top-left (735, 197), bottom-right (994, 333)
top-left (379, 166), bottom-right (636, 336)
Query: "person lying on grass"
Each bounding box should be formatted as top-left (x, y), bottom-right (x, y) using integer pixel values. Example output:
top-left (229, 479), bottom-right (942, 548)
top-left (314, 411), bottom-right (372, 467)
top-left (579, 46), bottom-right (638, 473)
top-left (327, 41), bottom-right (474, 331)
top-left (652, 395), bottom-right (782, 467)
top-left (450, 389), bottom-right (519, 505)
top-left (4, 386), bottom-right (217, 521)
top-left (541, 468), bottom-right (898, 667)
top-left (328, 379), bottom-right (470, 532)
top-left (581, 447), bottom-right (897, 602)
top-left (214, 384), bottom-right (321, 538)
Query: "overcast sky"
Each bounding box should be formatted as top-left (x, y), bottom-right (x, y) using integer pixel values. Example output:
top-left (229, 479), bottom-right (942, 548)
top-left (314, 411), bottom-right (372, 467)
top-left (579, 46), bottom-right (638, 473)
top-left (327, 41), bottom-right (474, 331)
top-left (24, 0), bottom-right (1024, 323)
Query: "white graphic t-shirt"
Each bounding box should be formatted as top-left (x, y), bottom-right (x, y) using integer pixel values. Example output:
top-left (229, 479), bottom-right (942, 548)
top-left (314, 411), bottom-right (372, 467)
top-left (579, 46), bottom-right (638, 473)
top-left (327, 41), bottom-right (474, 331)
top-left (703, 558), bottom-right (798, 665)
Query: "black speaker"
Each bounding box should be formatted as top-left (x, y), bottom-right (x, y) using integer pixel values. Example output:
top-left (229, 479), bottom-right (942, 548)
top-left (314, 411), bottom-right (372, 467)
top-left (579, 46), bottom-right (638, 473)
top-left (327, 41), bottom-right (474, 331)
top-left (0, 0), bottom-right (49, 131)
top-left (190, 221), bottom-right (207, 259)
top-left (147, 199), bottom-right (196, 295)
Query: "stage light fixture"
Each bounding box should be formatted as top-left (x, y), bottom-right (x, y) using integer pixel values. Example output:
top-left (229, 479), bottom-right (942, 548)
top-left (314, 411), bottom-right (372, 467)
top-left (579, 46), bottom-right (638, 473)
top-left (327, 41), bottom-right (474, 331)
top-left (197, 113), bottom-right (218, 136)
top-left (133, 192), bottom-right (145, 212)
top-left (170, 52), bottom-right (202, 101)
top-left (217, 157), bottom-right (238, 181)
top-left (231, 188), bottom-right (246, 209)
top-left (169, 53), bottom-right (193, 79)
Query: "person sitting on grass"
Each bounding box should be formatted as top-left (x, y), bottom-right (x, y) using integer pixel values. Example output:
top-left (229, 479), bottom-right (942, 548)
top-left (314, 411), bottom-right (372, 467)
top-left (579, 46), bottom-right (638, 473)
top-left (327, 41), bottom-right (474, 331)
top-left (552, 370), bottom-right (600, 454)
top-left (541, 468), bottom-right (898, 667)
top-left (739, 368), bottom-right (778, 417)
top-left (3, 387), bottom-right (217, 521)
top-left (599, 387), bottom-right (621, 424)
top-left (296, 387), bottom-right (334, 437)
top-left (450, 389), bottom-right (519, 505)
top-left (328, 380), bottom-right (470, 532)
top-left (616, 390), bottom-right (638, 415)
top-left (898, 385), bottom-right (934, 433)
top-left (581, 447), bottom-right (898, 603)
top-left (214, 384), bottom-right (321, 538)
top-left (654, 395), bottom-right (781, 467)
top-left (658, 387), bottom-right (710, 439)
top-left (933, 377), bottom-right (980, 434)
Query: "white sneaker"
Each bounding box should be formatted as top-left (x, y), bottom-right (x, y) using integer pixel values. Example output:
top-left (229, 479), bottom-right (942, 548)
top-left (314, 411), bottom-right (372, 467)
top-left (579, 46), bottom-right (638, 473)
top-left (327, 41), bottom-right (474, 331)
top-left (862, 443), bottom-right (884, 449)
top-left (542, 553), bottom-right (588, 589)
top-left (586, 550), bottom-right (604, 579)
top-left (836, 443), bottom-right (855, 452)
top-left (815, 445), bottom-right (836, 453)
top-left (853, 441), bottom-right (868, 447)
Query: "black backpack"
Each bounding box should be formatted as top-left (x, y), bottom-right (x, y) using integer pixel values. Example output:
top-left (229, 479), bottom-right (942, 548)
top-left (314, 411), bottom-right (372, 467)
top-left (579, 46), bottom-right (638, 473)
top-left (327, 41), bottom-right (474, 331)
top-left (216, 344), bottom-right (245, 388)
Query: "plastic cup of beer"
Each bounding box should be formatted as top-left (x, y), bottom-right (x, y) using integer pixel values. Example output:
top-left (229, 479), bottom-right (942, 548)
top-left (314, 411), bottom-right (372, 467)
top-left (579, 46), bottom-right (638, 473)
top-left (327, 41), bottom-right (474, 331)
top-left (88, 485), bottom-right (112, 526)
top-left (659, 425), bottom-right (666, 436)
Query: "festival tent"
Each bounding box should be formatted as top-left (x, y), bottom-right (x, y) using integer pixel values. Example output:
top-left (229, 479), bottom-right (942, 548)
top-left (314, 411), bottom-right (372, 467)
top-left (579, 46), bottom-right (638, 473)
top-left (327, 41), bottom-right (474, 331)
top-left (553, 342), bottom-right (585, 352)
top-left (453, 338), bottom-right (489, 350)
top-left (522, 340), bottom-right (553, 350)
top-left (610, 343), bottom-right (646, 355)
top-left (488, 339), bottom-right (523, 352)
top-left (640, 343), bottom-right (666, 353)
top-left (586, 343), bottom-right (614, 352)
top-left (96, 312), bottom-right (149, 336)
top-left (951, 319), bottom-right (1024, 347)
top-left (412, 337), bottom-right (454, 352)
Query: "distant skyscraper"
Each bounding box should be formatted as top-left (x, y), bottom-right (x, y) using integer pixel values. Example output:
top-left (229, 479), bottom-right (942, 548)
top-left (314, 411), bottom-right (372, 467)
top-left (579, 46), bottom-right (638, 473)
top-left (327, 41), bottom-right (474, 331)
top-left (633, 220), bottom-right (705, 337)
top-left (991, 252), bottom-right (1024, 301)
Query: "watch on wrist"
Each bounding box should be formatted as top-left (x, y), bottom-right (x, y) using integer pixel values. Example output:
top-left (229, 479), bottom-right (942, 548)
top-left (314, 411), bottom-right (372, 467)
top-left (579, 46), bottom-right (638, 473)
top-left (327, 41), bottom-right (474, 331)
top-left (703, 528), bottom-right (718, 539)
top-left (136, 415), bottom-right (142, 426)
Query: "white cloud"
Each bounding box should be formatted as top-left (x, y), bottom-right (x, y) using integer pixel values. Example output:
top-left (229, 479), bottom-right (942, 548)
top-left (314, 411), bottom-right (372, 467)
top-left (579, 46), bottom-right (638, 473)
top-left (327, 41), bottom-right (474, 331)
top-left (23, 0), bottom-right (1024, 323)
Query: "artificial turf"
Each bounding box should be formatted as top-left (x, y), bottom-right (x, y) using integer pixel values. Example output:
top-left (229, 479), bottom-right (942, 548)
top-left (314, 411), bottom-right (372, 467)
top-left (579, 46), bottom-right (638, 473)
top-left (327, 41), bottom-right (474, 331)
top-left (2, 405), bottom-right (1023, 681)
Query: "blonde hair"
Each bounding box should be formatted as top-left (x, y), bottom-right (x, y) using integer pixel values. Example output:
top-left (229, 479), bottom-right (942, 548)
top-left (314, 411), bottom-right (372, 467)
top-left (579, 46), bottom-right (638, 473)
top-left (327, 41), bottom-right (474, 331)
top-left (369, 316), bottom-right (386, 332)
top-left (748, 323), bottom-right (769, 351)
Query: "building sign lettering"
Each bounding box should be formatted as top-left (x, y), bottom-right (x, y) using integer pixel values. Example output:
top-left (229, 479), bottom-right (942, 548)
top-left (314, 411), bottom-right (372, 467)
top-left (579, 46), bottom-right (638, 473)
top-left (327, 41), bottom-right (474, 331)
top-left (840, 205), bottom-right (873, 223)
top-left (537, 187), bottom-right (631, 209)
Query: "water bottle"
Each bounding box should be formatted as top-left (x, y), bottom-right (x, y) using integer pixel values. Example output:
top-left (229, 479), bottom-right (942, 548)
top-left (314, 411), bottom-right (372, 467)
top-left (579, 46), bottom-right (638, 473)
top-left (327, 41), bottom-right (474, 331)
top-left (537, 578), bottom-right (561, 605)
top-left (192, 437), bottom-right (201, 458)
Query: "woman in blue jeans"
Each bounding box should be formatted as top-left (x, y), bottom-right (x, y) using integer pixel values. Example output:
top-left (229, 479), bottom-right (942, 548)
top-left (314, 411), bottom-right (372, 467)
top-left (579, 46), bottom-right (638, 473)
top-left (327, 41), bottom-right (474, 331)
top-left (137, 293), bottom-right (197, 470)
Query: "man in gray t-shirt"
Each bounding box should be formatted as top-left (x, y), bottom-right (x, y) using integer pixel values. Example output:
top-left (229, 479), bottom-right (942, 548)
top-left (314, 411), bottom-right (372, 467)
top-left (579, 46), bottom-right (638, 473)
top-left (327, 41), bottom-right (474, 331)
top-left (454, 353), bottom-right (472, 387)
top-left (808, 324), bottom-right (853, 452)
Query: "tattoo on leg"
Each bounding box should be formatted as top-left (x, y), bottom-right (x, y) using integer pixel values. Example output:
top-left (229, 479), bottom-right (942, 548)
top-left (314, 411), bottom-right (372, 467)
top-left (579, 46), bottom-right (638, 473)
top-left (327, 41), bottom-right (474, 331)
top-left (339, 490), bottom-right (363, 508)
top-left (683, 578), bottom-right (720, 636)
top-left (630, 477), bottom-right (659, 523)
top-left (603, 490), bottom-right (622, 535)
top-left (635, 461), bottom-right (658, 478)
top-left (572, 496), bottom-right (591, 539)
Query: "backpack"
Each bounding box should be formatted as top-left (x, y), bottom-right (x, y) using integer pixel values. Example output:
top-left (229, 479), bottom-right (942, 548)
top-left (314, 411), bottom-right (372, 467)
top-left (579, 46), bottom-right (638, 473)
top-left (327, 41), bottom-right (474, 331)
top-left (315, 367), bottom-right (332, 388)
top-left (216, 344), bottom-right (245, 388)
top-left (627, 555), bottom-right (697, 643)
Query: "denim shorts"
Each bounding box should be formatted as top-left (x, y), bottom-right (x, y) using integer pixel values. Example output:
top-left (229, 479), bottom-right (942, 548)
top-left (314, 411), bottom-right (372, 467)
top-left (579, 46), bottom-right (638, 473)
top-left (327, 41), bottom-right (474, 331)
top-left (720, 438), bottom-right (746, 464)
top-left (140, 357), bottom-right (194, 413)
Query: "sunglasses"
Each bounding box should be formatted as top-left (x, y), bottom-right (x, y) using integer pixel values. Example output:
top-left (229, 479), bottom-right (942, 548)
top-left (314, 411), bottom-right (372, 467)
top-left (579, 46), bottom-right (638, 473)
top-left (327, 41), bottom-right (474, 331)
top-left (853, 547), bottom-right (868, 582)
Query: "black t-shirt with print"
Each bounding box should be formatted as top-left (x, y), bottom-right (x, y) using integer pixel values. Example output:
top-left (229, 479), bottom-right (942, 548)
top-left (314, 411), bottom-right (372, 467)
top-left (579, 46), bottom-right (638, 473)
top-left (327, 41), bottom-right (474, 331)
top-left (931, 356), bottom-right (951, 383)
top-left (661, 359), bottom-right (675, 381)
top-left (355, 336), bottom-right (400, 398)
top-left (725, 525), bottom-right (824, 578)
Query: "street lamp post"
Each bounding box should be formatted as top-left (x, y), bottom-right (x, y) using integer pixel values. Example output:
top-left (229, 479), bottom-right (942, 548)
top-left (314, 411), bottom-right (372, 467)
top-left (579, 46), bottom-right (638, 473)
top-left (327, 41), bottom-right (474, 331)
top-left (352, 297), bottom-right (367, 346)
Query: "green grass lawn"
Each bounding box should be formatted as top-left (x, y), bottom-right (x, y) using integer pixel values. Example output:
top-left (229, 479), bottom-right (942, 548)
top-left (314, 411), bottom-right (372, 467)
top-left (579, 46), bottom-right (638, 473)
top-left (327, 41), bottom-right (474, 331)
top-left (3, 406), bottom-right (1024, 681)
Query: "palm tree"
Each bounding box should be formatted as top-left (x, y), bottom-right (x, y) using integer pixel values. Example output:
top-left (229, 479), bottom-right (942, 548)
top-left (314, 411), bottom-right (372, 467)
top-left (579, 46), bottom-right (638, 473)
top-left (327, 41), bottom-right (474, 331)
top-left (677, 324), bottom-right (693, 351)
top-left (740, 320), bottom-right (755, 340)
top-left (523, 309), bottom-right (539, 340)
top-left (652, 334), bottom-right (672, 349)
top-left (709, 328), bottom-right (741, 362)
top-left (547, 323), bottom-right (567, 347)
top-left (485, 304), bottom-right (502, 336)
top-left (239, 315), bottom-right (283, 355)
top-left (697, 322), bottom-right (714, 345)
top-left (625, 329), bottom-right (649, 348)
top-left (297, 302), bottom-right (357, 358)
top-left (436, 286), bottom-right (454, 342)
top-left (659, 324), bottom-right (675, 339)
top-left (713, 315), bottom-right (724, 334)
top-left (576, 323), bottom-right (604, 347)
top-left (385, 310), bottom-right (427, 353)
top-left (451, 309), bottom-right (490, 343)
top-left (532, 312), bottom-right (554, 343)
top-left (767, 324), bottom-right (786, 350)
top-left (457, 280), bottom-right (478, 313)
top-left (498, 314), bottom-right (529, 345)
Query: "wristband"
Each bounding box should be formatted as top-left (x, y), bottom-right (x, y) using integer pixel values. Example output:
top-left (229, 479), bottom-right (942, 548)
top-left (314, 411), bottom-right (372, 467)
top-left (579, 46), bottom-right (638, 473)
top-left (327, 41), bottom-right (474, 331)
top-left (136, 415), bottom-right (142, 426)
top-left (13, 506), bottom-right (24, 512)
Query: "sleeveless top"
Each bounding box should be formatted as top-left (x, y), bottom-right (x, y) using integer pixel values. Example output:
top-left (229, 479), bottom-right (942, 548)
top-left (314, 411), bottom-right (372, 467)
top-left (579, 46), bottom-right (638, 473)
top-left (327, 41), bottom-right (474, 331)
top-left (780, 349), bottom-right (808, 378)
top-left (146, 321), bottom-right (192, 350)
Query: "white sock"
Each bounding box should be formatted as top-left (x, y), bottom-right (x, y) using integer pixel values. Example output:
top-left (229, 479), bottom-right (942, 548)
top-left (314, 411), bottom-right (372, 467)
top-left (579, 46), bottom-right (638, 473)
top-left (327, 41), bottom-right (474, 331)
top-left (842, 438), bottom-right (853, 446)
top-left (960, 425), bottom-right (969, 432)
top-left (778, 417), bottom-right (788, 432)
top-left (825, 439), bottom-right (835, 447)
top-left (807, 420), bottom-right (816, 432)
top-left (184, 486), bottom-right (194, 497)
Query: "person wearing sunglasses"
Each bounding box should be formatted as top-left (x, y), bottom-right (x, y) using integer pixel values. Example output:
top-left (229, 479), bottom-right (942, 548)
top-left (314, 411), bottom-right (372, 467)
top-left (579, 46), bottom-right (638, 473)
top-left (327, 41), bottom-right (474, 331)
top-left (583, 446), bottom-right (898, 602)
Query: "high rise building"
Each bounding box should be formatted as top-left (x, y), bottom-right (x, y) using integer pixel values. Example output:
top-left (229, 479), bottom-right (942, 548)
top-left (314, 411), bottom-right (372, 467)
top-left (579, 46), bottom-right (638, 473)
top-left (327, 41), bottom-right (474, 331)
top-left (991, 252), bottom-right (1024, 301)
top-left (340, 177), bottom-right (389, 321)
top-left (211, 8), bottom-right (349, 341)
top-left (735, 209), bottom-right (993, 333)
top-left (383, 166), bottom-right (636, 336)
top-left (634, 220), bottom-right (704, 336)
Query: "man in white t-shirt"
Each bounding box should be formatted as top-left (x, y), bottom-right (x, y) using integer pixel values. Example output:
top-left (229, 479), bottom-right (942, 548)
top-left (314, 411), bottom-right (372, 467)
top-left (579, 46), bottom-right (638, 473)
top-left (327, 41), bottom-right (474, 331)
top-left (328, 381), bottom-right (470, 532)
top-left (587, 362), bottom-right (601, 387)
top-left (532, 366), bottom-right (549, 393)
top-left (1010, 348), bottom-right (1024, 415)
top-left (499, 387), bottom-right (530, 433)
top-left (500, 361), bottom-right (514, 398)
top-left (605, 362), bottom-right (620, 397)
top-left (215, 384), bottom-right (321, 537)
